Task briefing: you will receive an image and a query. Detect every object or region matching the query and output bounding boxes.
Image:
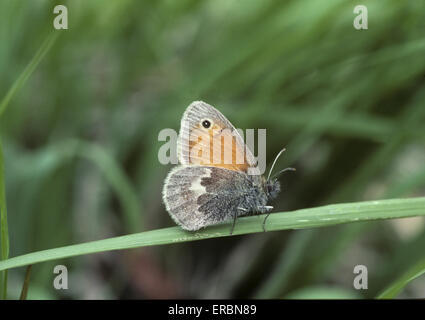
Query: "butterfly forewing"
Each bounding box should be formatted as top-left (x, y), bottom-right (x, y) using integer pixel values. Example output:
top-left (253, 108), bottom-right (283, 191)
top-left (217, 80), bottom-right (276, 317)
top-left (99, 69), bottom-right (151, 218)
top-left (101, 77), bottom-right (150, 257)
top-left (177, 101), bottom-right (260, 174)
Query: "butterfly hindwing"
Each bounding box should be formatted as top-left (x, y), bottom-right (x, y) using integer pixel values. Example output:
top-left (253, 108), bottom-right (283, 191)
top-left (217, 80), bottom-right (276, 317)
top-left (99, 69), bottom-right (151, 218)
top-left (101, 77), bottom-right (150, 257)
top-left (162, 165), bottom-right (265, 231)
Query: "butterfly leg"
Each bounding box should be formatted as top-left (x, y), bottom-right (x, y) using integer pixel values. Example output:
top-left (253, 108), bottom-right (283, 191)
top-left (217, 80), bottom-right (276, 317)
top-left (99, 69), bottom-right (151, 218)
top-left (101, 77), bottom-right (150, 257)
top-left (260, 206), bottom-right (273, 232)
top-left (230, 207), bottom-right (248, 235)
top-left (230, 211), bottom-right (238, 235)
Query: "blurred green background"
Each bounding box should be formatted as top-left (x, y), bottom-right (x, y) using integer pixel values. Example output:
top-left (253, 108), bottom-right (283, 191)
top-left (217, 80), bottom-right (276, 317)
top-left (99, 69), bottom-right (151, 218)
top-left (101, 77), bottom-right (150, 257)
top-left (1, 0), bottom-right (425, 299)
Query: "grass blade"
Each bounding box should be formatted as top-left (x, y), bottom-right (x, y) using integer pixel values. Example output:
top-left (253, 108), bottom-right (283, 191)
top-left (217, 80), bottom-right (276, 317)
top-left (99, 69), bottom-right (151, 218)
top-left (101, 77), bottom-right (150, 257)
top-left (0, 32), bottom-right (58, 117)
top-left (0, 197), bottom-right (424, 272)
top-left (0, 31), bottom-right (58, 299)
top-left (377, 257), bottom-right (425, 299)
top-left (19, 265), bottom-right (32, 300)
top-left (0, 139), bottom-right (9, 299)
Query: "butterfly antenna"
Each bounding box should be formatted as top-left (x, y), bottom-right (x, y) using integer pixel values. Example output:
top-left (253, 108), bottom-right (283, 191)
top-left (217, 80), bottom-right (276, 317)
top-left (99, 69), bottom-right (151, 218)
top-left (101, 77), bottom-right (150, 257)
top-left (271, 167), bottom-right (296, 181)
top-left (267, 148), bottom-right (286, 181)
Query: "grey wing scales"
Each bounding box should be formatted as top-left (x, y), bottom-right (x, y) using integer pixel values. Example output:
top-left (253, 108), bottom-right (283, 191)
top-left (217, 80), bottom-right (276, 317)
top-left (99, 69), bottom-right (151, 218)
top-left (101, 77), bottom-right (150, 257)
top-left (162, 165), bottom-right (253, 231)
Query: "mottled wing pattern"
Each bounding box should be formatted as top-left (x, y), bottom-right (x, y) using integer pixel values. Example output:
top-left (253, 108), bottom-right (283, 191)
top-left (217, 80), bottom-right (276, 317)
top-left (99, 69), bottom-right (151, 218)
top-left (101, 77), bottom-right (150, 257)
top-left (162, 165), bottom-right (256, 231)
top-left (177, 101), bottom-right (260, 175)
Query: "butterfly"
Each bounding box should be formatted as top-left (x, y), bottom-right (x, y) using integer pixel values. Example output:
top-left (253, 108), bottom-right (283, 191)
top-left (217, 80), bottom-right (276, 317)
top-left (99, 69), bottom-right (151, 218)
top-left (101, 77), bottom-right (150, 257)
top-left (162, 101), bottom-right (294, 234)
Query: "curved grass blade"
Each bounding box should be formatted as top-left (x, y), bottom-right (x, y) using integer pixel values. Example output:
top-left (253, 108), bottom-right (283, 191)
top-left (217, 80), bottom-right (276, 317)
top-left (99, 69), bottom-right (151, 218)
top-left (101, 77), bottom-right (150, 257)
top-left (377, 257), bottom-right (425, 299)
top-left (0, 32), bottom-right (58, 117)
top-left (0, 197), bottom-right (424, 272)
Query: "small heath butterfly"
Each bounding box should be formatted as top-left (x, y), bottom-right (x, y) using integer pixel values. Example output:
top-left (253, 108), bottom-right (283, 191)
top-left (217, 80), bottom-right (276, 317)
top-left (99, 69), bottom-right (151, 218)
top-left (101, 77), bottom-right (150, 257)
top-left (162, 101), bottom-right (294, 234)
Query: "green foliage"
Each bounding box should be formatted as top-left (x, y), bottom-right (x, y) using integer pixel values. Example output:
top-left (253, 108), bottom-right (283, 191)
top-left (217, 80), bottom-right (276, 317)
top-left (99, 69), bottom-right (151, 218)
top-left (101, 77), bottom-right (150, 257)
top-left (0, 140), bottom-right (9, 299)
top-left (378, 257), bottom-right (425, 299)
top-left (0, 0), bottom-right (424, 299)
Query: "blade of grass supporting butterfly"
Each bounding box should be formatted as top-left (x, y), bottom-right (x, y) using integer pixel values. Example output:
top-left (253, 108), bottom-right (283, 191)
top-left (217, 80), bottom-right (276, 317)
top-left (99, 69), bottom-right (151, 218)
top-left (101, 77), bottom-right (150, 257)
top-left (0, 197), bottom-right (424, 272)
top-left (0, 139), bottom-right (9, 299)
top-left (377, 257), bottom-right (425, 299)
top-left (19, 265), bottom-right (32, 300)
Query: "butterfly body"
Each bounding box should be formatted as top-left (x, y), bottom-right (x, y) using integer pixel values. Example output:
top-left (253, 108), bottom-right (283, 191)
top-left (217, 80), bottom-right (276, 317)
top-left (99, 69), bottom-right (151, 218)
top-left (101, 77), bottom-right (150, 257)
top-left (162, 101), bottom-right (283, 232)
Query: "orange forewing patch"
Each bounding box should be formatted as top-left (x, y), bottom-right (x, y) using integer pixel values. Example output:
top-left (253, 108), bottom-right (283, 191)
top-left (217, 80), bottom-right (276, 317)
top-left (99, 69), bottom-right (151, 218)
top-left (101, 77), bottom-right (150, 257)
top-left (188, 124), bottom-right (249, 172)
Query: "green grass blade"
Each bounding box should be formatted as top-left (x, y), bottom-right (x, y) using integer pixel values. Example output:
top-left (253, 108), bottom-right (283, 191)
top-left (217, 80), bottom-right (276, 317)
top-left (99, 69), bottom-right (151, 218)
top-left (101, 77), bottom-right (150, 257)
top-left (0, 139), bottom-right (9, 299)
top-left (0, 32), bottom-right (58, 117)
top-left (0, 197), bottom-right (424, 272)
top-left (19, 265), bottom-right (32, 300)
top-left (377, 257), bottom-right (425, 299)
top-left (0, 31), bottom-right (57, 299)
